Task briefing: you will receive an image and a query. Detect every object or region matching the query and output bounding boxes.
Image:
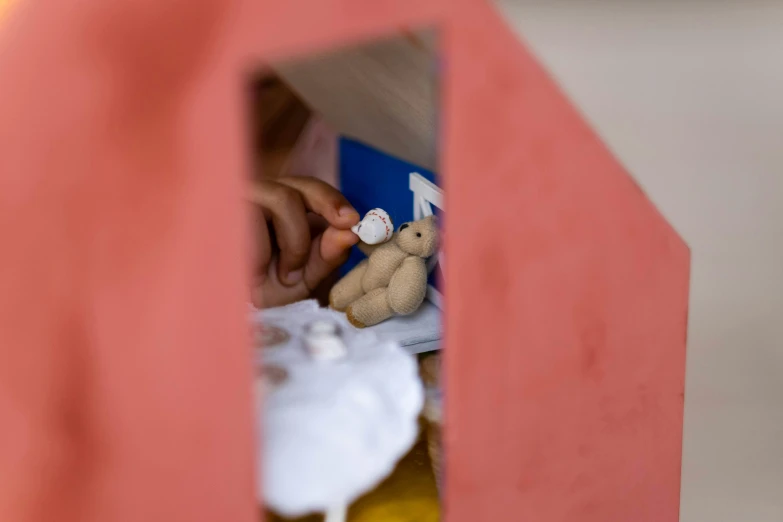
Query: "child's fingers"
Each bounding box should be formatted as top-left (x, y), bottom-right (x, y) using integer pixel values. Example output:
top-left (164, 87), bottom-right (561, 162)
top-left (257, 259), bottom-right (310, 309)
top-left (252, 181), bottom-right (311, 285)
top-left (250, 203), bottom-right (273, 286)
top-left (303, 227), bottom-right (359, 291)
top-left (277, 177), bottom-right (360, 230)
top-left (306, 212), bottom-right (329, 237)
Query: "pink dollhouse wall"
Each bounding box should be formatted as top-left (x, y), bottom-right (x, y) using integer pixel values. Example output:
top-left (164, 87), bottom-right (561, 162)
top-left (0, 1), bottom-right (689, 522)
top-left (0, 1), bottom-right (256, 521)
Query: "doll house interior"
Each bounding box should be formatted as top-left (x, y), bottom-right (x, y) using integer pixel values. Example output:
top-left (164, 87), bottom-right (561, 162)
top-left (250, 29), bottom-right (445, 522)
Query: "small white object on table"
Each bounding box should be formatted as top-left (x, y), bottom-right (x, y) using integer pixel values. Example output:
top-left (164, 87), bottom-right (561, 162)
top-left (251, 300), bottom-right (424, 520)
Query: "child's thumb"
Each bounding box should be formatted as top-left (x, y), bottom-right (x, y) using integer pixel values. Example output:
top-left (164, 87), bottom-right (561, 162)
top-left (303, 227), bottom-right (358, 291)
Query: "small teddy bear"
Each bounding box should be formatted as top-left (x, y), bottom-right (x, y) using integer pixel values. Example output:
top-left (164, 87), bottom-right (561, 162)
top-left (330, 215), bottom-right (438, 328)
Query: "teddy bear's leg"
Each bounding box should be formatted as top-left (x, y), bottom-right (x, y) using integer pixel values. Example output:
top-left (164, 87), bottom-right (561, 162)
top-left (329, 260), bottom-right (368, 311)
top-left (346, 288), bottom-right (394, 328)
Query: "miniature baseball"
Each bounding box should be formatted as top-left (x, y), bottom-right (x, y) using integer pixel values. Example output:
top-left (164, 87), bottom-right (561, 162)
top-left (350, 208), bottom-right (394, 245)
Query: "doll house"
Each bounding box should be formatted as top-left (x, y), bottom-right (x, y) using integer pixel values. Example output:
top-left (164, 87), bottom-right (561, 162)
top-left (0, 1), bottom-right (689, 522)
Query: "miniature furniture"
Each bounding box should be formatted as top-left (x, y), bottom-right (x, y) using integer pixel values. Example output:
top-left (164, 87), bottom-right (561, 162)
top-left (0, 2), bottom-right (690, 522)
top-left (410, 173), bottom-right (444, 310)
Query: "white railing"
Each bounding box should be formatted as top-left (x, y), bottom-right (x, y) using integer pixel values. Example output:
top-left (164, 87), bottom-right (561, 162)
top-left (409, 172), bottom-right (443, 310)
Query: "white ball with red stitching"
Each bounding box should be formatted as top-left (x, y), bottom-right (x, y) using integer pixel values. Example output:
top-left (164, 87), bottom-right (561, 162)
top-left (350, 208), bottom-right (394, 245)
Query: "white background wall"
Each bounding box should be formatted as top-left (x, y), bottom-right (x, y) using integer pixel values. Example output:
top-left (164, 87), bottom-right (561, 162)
top-left (494, 1), bottom-right (783, 520)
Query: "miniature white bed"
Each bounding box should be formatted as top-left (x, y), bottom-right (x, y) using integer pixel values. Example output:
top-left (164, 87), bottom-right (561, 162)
top-left (253, 301), bottom-right (424, 522)
top-left (410, 172), bottom-right (443, 311)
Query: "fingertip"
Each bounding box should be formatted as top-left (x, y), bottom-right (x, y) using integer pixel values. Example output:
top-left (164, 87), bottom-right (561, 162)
top-left (272, 255), bottom-right (305, 288)
top-left (329, 206), bottom-right (359, 229)
top-left (276, 261), bottom-right (304, 286)
top-left (283, 269), bottom-right (303, 286)
top-left (302, 228), bottom-right (358, 292)
top-left (320, 228), bottom-right (359, 262)
top-left (339, 206), bottom-right (360, 220)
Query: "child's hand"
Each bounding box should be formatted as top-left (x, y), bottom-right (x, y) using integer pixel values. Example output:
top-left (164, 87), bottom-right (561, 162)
top-left (248, 177), bottom-right (360, 308)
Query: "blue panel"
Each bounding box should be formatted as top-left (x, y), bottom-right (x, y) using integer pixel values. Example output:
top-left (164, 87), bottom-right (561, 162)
top-left (338, 138), bottom-right (439, 282)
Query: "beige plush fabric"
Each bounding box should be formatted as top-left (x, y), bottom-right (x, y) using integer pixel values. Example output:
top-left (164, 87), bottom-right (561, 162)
top-left (329, 260), bottom-right (368, 311)
top-left (330, 216), bottom-right (438, 328)
top-left (361, 241), bottom-right (409, 292)
top-left (346, 288), bottom-right (394, 329)
top-left (387, 258), bottom-right (428, 315)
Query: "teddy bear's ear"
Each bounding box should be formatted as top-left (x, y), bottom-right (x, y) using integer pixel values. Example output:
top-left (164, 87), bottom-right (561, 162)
top-left (425, 214), bottom-right (439, 225)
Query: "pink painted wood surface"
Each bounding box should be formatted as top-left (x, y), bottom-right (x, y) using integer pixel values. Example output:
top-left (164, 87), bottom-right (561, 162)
top-left (0, 1), bottom-right (688, 521)
top-left (442, 4), bottom-right (689, 522)
top-left (0, 1), bottom-right (256, 521)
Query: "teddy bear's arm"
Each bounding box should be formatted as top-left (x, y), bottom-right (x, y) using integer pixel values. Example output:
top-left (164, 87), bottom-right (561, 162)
top-left (387, 256), bottom-right (428, 315)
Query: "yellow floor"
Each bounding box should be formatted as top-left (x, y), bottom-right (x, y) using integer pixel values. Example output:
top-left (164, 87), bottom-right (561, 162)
top-left (267, 429), bottom-right (440, 522)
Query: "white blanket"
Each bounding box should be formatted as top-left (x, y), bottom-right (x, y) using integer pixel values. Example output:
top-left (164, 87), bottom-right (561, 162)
top-left (252, 301), bottom-right (424, 517)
